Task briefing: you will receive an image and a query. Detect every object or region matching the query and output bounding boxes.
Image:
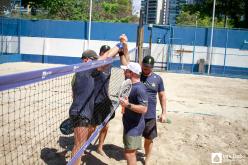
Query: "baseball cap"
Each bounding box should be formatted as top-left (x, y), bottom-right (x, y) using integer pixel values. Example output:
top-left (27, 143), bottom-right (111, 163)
top-left (142, 56), bottom-right (154, 68)
top-left (81, 49), bottom-right (98, 59)
top-left (121, 62), bottom-right (141, 75)
top-left (99, 45), bottom-right (110, 54)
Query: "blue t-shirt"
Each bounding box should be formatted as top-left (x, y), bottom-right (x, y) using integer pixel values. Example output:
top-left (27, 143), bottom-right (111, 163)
top-left (141, 73), bottom-right (164, 119)
top-left (69, 69), bottom-right (95, 120)
top-left (122, 82), bottom-right (148, 136)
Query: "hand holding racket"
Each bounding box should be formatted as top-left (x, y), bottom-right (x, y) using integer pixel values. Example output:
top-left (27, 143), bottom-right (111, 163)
top-left (119, 96), bottom-right (129, 107)
top-left (117, 79), bottom-right (132, 114)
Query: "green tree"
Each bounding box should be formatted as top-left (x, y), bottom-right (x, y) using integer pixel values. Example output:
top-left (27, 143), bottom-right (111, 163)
top-left (178, 0), bottom-right (247, 28)
top-left (42, 0), bottom-right (89, 20)
top-left (176, 11), bottom-right (233, 28)
top-left (20, 0), bottom-right (138, 23)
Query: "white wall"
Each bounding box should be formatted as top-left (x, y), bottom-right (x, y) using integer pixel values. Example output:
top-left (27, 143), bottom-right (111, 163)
top-left (2, 36), bottom-right (248, 68)
top-left (226, 48), bottom-right (248, 67)
top-left (20, 37), bottom-right (138, 58)
top-left (169, 44), bottom-right (248, 68)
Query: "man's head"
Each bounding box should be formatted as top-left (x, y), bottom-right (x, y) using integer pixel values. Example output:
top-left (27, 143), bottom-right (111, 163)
top-left (142, 56), bottom-right (154, 76)
top-left (99, 45), bottom-right (110, 56)
top-left (81, 49), bottom-right (98, 63)
top-left (121, 62), bottom-right (141, 79)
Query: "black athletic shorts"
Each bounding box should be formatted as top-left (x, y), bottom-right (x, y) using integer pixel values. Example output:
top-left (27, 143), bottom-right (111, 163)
top-left (91, 98), bottom-right (115, 126)
top-left (70, 115), bottom-right (91, 127)
top-left (142, 118), bottom-right (157, 140)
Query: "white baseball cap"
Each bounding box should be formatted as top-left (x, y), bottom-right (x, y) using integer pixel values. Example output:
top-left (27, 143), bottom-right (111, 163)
top-left (121, 62), bottom-right (141, 75)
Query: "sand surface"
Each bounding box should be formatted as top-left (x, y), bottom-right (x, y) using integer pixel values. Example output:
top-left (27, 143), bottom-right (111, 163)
top-left (0, 62), bottom-right (248, 165)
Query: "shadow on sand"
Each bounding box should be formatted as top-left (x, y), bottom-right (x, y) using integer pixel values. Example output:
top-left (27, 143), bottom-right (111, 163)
top-left (40, 136), bottom-right (145, 165)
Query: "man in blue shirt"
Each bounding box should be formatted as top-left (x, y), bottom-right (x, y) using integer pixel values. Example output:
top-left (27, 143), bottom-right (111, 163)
top-left (69, 50), bottom-right (99, 165)
top-left (120, 62), bottom-right (148, 165)
top-left (141, 56), bottom-right (167, 165)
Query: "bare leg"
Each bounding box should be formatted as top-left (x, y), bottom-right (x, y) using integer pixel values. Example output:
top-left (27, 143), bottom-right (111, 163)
top-left (125, 149), bottom-right (137, 165)
top-left (144, 138), bottom-right (153, 165)
top-left (88, 126), bottom-right (96, 139)
top-left (97, 123), bottom-right (109, 157)
top-left (71, 127), bottom-right (89, 165)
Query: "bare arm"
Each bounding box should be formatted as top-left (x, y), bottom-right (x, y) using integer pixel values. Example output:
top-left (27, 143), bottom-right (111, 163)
top-left (120, 53), bottom-right (128, 65)
top-left (158, 91), bottom-right (167, 122)
top-left (120, 42), bottom-right (130, 66)
top-left (98, 34), bottom-right (129, 61)
top-left (98, 46), bottom-right (120, 60)
top-left (120, 98), bottom-right (147, 114)
top-left (128, 103), bottom-right (147, 114)
top-left (120, 92), bottom-right (147, 114)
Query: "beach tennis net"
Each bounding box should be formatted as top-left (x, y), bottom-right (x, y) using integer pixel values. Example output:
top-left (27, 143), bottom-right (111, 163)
top-left (0, 59), bottom-right (125, 164)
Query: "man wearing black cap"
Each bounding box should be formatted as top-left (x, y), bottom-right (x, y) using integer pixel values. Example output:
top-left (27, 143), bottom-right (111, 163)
top-left (69, 49), bottom-right (100, 165)
top-left (141, 56), bottom-right (167, 165)
top-left (81, 49), bottom-right (99, 61)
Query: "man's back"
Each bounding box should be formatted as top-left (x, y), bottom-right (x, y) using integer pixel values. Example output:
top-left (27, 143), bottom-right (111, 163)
top-left (69, 69), bottom-right (95, 119)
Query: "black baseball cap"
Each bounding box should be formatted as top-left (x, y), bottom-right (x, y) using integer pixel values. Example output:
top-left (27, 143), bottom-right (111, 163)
top-left (142, 56), bottom-right (155, 68)
top-left (100, 45), bottom-right (110, 54)
top-left (81, 49), bottom-right (98, 59)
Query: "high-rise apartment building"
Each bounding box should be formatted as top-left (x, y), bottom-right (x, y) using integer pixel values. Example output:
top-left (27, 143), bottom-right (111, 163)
top-left (166, 0), bottom-right (191, 25)
top-left (141, 0), bottom-right (167, 25)
top-left (141, 0), bottom-right (193, 25)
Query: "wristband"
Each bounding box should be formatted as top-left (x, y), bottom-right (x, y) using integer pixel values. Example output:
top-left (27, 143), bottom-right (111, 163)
top-left (116, 43), bottom-right (124, 49)
top-left (119, 51), bottom-right (124, 56)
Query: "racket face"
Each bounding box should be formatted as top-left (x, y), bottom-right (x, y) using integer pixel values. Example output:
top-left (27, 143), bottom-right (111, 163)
top-left (118, 79), bottom-right (132, 99)
top-left (60, 118), bottom-right (74, 135)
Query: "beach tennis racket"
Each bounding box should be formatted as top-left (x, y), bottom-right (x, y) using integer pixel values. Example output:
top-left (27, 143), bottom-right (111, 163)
top-left (116, 79), bottom-right (132, 114)
top-left (118, 79), bottom-right (132, 100)
top-left (88, 79), bottom-right (132, 147)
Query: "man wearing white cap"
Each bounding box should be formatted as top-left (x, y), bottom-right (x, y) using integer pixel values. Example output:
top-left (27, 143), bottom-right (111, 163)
top-left (120, 62), bottom-right (148, 165)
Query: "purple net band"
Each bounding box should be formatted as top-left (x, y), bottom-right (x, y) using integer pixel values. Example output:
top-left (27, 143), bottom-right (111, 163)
top-left (0, 58), bottom-right (113, 91)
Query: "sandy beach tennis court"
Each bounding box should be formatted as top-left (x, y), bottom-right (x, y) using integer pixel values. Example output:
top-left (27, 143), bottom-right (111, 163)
top-left (0, 62), bottom-right (248, 165)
